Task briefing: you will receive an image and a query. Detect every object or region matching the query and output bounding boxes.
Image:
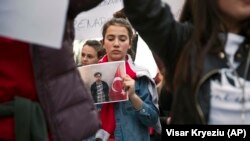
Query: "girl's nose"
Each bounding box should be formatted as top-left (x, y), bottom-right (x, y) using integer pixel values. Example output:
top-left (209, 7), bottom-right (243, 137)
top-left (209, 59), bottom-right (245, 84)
top-left (114, 39), bottom-right (120, 46)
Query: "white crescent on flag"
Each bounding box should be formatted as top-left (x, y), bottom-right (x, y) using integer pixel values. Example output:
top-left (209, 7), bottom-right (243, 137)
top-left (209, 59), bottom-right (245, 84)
top-left (111, 77), bottom-right (123, 92)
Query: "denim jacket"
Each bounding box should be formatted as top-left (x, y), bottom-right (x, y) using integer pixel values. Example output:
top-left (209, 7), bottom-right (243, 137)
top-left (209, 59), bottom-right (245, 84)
top-left (114, 76), bottom-right (159, 141)
top-left (95, 56), bottom-right (161, 141)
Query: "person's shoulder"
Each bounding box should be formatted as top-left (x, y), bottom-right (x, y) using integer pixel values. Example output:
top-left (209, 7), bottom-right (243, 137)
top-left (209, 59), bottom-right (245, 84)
top-left (132, 63), bottom-right (151, 78)
top-left (127, 55), bottom-right (154, 81)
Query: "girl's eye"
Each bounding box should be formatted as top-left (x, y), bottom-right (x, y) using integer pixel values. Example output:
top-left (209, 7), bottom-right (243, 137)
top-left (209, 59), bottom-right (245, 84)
top-left (119, 36), bottom-right (127, 42)
top-left (119, 38), bottom-right (126, 42)
top-left (107, 36), bottom-right (115, 41)
top-left (108, 38), bottom-right (114, 41)
top-left (87, 54), bottom-right (94, 59)
top-left (82, 54), bottom-right (94, 59)
top-left (106, 35), bottom-right (128, 42)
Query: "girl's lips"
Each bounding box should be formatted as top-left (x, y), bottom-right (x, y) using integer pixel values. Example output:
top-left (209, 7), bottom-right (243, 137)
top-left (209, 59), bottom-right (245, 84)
top-left (112, 50), bottom-right (121, 54)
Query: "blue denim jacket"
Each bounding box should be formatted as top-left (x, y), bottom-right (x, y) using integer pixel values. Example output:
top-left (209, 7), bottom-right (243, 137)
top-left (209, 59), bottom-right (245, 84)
top-left (113, 76), bottom-right (159, 141)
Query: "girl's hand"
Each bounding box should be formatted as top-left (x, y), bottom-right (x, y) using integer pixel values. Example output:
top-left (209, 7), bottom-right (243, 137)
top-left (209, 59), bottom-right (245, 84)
top-left (122, 74), bottom-right (135, 98)
top-left (123, 74), bottom-right (143, 110)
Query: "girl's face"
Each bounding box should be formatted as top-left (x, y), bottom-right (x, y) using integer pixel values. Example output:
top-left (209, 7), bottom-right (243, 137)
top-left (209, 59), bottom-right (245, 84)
top-left (81, 45), bottom-right (99, 65)
top-left (103, 25), bottom-right (131, 62)
top-left (218, 0), bottom-right (250, 22)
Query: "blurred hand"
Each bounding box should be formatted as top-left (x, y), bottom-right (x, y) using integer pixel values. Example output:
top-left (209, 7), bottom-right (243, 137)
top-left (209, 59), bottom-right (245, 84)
top-left (68, 0), bottom-right (103, 19)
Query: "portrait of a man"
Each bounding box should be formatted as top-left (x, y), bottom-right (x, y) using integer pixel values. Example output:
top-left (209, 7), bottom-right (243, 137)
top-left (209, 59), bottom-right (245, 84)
top-left (90, 72), bottom-right (109, 103)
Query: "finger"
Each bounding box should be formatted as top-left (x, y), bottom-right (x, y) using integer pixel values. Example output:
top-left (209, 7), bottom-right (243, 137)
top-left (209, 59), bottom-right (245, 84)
top-left (124, 86), bottom-right (130, 92)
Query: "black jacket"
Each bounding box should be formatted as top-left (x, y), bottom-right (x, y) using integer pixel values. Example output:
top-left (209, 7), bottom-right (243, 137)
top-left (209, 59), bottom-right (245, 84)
top-left (90, 81), bottom-right (109, 103)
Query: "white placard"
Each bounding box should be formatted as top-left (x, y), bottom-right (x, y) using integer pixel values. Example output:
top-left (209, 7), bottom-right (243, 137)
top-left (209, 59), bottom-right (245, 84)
top-left (74, 0), bottom-right (123, 40)
top-left (0, 0), bottom-right (68, 49)
top-left (134, 36), bottom-right (158, 78)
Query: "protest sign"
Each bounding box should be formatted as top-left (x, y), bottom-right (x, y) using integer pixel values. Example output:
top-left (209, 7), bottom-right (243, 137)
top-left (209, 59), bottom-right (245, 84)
top-left (74, 0), bottom-right (123, 40)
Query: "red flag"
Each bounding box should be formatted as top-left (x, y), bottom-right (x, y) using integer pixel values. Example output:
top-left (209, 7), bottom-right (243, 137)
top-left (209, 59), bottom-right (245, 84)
top-left (109, 65), bottom-right (127, 101)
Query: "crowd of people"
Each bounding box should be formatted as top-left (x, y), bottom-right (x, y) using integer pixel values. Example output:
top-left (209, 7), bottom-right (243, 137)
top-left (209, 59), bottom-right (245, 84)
top-left (1, 0), bottom-right (250, 141)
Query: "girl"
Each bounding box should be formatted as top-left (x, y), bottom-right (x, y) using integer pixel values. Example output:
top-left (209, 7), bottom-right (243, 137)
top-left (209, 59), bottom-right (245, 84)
top-left (81, 40), bottom-right (105, 65)
top-left (95, 18), bottom-right (161, 141)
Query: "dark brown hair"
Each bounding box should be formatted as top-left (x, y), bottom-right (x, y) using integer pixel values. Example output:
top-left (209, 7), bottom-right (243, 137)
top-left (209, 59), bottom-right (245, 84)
top-left (83, 40), bottom-right (106, 59)
top-left (113, 8), bottom-right (127, 19)
top-left (174, 0), bottom-right (250, 90)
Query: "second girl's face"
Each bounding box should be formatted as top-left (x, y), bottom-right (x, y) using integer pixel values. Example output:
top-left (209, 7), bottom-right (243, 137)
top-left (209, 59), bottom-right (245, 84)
top-left (103, 25), bottom-right (131, 62)
top-left (218, 0), bottom-right (250, 22)
top-left (81, 45), bottom-right (99, 65)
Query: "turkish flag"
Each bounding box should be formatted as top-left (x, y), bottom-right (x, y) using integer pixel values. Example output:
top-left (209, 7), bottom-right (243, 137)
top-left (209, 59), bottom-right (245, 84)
top-left (109, 65), bottom-right (127, 101)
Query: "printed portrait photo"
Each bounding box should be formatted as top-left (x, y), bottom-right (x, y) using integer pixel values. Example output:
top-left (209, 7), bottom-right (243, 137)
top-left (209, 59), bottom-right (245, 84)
top-left (78, 61), bottom-right (128, 104)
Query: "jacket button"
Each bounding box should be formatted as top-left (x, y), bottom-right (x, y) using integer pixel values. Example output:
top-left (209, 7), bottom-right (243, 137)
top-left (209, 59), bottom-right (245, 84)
top-left (245, 44), bottom-right (250, 49)
top-left (218, 52), bottom-right (225, 59)
top-left (236, 53), bottom-right (242, 59)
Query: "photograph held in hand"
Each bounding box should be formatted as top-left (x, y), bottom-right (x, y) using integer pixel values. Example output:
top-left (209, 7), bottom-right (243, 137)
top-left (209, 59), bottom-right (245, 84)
top-left (78, 61), bottom-right (128, 104)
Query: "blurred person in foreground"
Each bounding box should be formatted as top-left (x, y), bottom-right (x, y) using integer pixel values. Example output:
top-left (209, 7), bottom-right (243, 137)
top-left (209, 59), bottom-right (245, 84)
top-left (0, 0), bottom-right (103, 141)
top-left (122, 0), bottom-right (250, 124)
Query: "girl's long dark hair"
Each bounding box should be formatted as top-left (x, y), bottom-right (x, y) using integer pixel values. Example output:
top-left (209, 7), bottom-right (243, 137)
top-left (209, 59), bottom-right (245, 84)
top-left (174, 0), bottom-right (250, 91)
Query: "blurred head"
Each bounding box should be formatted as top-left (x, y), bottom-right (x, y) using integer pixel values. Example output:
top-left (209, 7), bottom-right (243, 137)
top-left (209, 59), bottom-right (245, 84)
top-left (81, 40), bottom-right (105, 65)
top-left (102, 18), bottom-right (133, 61)
top-left (188, 0), bottom-right (250, 34)
top-left (218, 0), bottom-right (250, 23)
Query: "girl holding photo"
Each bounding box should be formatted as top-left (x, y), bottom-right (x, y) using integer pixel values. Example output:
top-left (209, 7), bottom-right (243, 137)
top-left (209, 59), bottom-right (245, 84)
top-left (95, 18), bottom-right (161, 141)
